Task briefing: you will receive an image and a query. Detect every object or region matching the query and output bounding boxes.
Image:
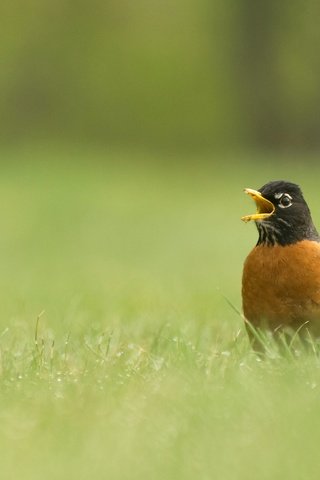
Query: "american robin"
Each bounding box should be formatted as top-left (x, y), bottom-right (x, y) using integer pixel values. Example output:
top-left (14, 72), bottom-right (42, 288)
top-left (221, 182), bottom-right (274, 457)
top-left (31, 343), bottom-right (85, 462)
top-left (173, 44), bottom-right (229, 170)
top-left (241, 180), bottom-right (320, 349)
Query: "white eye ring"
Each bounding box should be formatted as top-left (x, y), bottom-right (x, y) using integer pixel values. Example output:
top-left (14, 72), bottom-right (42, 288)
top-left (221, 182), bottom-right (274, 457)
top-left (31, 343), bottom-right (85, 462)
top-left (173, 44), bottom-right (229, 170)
top-left (278, 193), bottom-right (292, 208)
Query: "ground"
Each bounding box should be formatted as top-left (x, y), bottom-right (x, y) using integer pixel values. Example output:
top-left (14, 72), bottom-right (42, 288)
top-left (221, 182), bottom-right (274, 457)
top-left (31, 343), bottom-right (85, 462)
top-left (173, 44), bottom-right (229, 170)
top-left (0, 146), bottom-right (320, 479)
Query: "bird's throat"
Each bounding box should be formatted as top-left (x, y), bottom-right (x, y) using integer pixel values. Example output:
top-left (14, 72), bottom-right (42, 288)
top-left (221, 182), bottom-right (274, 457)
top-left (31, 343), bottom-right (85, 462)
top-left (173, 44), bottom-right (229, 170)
top-left (256, 219), bottom-right (320, 247)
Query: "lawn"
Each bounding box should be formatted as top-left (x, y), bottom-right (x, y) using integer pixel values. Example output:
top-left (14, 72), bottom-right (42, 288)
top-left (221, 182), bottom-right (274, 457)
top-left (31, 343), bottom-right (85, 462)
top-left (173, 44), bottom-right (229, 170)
top-left (1, 146), bottom-right (320, 479)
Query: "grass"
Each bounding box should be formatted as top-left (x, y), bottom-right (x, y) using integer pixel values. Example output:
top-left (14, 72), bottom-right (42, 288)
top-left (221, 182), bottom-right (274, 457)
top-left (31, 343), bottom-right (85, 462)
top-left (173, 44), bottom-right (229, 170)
top-left (1, 146), bottom-right (320, 478)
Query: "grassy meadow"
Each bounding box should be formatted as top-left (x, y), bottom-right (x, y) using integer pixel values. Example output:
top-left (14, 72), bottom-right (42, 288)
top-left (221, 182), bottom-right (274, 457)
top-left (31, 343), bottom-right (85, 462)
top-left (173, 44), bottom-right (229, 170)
top-left (1, 147), bottom-right (320, 479)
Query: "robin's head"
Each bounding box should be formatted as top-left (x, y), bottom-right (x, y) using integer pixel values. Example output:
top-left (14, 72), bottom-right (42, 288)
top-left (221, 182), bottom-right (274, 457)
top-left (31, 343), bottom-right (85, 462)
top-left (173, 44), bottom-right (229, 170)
top-left (242, 180), bottom-right (320, 246)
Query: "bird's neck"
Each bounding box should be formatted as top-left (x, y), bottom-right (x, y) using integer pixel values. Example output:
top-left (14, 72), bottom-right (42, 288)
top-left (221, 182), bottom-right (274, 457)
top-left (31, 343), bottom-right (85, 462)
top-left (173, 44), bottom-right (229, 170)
top-left (256, 220), bottom-right (320, 246)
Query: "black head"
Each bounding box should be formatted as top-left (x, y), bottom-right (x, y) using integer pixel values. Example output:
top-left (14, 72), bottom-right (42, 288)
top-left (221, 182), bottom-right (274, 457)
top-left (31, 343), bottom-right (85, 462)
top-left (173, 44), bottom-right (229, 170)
top-left (243, 180), bottom-right (320, 246)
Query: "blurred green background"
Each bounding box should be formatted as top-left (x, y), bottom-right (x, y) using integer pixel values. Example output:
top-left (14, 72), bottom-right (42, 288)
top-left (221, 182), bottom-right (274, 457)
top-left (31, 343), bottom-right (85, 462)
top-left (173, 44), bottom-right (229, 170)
top-left (2, 0), bottom-right (320, 151)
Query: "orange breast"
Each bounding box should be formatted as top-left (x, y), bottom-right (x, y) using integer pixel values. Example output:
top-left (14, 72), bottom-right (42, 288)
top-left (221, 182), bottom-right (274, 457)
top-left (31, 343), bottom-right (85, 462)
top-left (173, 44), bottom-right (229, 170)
top-left (242, 240), bottom-right (320, 333)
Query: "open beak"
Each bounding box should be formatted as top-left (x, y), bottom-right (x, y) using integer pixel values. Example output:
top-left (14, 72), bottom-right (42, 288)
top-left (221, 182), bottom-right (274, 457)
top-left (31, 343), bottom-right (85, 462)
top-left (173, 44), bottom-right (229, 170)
top-left (241, 188), bottom-right (275, 223)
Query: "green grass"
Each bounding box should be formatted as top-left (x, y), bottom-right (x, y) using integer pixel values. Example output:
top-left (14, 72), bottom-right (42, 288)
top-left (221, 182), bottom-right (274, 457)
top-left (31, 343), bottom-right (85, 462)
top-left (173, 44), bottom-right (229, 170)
top-left (1, 146), bottom-right (320, 479)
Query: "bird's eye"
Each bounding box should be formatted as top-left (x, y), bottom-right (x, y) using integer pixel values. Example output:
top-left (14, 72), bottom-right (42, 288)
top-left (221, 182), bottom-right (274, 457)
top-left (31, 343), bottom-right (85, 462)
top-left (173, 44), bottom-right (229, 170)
top-left (279, 193), bottom-right (292, 208)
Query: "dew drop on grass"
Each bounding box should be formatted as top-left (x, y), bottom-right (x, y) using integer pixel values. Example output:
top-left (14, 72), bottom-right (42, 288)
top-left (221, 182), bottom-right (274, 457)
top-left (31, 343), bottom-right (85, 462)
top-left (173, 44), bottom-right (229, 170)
top-left (221, 351), bottom-right (231, 357)
top-left (153, 357), bottom-right (164, 371)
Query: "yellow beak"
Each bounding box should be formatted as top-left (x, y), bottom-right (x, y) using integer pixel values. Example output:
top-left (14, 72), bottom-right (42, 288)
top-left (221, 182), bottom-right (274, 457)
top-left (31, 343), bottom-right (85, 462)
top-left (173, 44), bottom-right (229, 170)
top-left (241, 188), bottom-right (275, 223)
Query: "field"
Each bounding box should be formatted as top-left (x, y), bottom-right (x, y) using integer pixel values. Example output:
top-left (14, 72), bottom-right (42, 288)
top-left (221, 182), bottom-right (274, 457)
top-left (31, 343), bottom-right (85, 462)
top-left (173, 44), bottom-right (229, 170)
top-left (1, 146), bottom-right (320, 479)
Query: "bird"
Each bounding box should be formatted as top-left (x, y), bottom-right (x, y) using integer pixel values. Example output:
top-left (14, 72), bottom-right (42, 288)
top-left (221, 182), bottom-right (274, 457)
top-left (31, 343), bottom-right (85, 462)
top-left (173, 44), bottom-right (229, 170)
top-left (241, 180), bottom-right (320, 350)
